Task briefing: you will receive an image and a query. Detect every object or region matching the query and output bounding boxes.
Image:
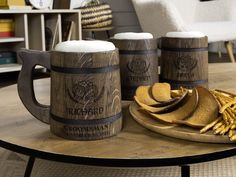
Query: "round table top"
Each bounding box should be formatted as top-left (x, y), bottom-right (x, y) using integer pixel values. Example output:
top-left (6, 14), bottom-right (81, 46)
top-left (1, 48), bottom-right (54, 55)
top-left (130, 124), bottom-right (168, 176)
top-left (1, 63), bottom-right (236, 167)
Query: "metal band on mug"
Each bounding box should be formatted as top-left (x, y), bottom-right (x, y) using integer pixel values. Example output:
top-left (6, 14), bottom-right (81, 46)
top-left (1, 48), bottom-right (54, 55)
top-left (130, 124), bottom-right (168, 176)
top-left (160, 47), bottom-right (208, 52)
top-left (160, 77), bottom-right (208, 85)
top-left (51, 64), bottom-right (120, 74)
top-left (121, 86), bottom-right (139, 92)
top-left (119, 49), bottom-right (157, 55)
top-left (50, 112), bottom-right (122, 126)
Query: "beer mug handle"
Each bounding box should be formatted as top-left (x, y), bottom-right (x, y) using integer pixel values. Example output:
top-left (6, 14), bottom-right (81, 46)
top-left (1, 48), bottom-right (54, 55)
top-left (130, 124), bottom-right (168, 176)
top-left (17, 49), bottom-right (51, 124)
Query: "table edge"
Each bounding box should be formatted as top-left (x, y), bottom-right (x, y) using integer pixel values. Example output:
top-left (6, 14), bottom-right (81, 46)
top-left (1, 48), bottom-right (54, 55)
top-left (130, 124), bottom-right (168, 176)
top-left (1, 139), bottom-right (236, 167)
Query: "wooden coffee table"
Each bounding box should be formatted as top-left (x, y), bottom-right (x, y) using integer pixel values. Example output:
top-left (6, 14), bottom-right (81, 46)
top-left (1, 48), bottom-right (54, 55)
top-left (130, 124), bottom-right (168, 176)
top-left (0, 63), bottom-right (236, 177)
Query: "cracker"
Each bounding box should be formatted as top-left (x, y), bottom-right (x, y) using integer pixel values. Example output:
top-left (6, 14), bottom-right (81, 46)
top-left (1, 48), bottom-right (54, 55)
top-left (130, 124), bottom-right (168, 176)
top-left (151, 83), bottom-right (172, 102)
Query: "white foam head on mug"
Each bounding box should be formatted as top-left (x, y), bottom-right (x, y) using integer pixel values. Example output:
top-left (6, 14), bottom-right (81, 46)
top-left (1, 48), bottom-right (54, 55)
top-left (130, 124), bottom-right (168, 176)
top-left (55, 40), bottom-right (116, 53)
top-left (165, 31), bottom-right (205, 38)
top-left (113, 32), bottom-right (153, 40)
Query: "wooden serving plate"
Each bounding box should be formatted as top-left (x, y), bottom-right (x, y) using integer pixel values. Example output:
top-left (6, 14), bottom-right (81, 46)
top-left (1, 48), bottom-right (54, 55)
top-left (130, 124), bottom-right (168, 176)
top-left (129, 102), bottom-right (234, 144)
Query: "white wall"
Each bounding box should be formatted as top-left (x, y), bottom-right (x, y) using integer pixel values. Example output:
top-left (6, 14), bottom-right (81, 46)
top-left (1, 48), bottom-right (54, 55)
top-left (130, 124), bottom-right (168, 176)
top-left (83, 0), bottom-right (141, 39)
top-left (104, 0), bottom-right (141, 34)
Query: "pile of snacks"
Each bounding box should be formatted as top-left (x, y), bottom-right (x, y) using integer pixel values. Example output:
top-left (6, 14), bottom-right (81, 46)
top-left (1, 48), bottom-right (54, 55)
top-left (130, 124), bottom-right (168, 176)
top-left (134, 83), bottom-right (236, 141)
top-left (201, 90), bottom-right (236, 141)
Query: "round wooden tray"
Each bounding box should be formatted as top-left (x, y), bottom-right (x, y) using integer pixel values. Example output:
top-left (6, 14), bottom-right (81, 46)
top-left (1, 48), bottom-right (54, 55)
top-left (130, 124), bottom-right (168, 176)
top-left (129, 102), bottom-right (234, 144)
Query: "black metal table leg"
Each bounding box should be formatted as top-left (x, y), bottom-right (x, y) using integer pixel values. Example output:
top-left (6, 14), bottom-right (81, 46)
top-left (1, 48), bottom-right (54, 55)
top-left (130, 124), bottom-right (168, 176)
top-left (181, 165), bottom-right (190, 177)
top-left (106, 30), bottom-right (110, 38)
top-left (24, 156), bottom-right (35, 177)
top-left (92, 31), bottom-right (96, 39)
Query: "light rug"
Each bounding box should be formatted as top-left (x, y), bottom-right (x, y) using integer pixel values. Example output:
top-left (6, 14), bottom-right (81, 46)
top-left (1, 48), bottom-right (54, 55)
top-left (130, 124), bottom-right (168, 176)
top-left (0, 148), bottom-right (236, 177)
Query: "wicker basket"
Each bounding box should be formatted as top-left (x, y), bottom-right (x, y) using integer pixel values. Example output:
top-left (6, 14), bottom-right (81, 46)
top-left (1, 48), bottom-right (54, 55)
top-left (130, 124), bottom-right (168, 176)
top-left (79, 1), bottom-right (112, 29)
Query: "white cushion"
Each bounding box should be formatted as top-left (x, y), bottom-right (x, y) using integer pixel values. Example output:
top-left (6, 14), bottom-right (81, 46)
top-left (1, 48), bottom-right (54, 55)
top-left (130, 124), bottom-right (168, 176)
top-left (187, 21), bottom-right (236, 43)
top-left (132, 0), bottom-right (236, 43)
top-left (55, 40), bottom-right (115, 53)
top-left (113, 32), bottom-right (153, 40)
top-left (167, 0), bottom-right (198, 23)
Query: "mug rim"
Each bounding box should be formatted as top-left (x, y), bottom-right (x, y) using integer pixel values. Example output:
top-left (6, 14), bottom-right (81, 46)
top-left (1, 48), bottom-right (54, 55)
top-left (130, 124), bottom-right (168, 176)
top-left (109, 37), bottom-right (158, 41)
top-left (50, 48), bottom-right (118, 54)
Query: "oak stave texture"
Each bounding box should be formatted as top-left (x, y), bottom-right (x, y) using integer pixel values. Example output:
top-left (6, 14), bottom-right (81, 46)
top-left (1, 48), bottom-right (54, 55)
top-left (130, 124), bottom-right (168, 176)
top-left (110, 39), bottom-right (159, 100)
top-left (160, 37), bottom-right (208, 89)
top-left (50, 50), bottom-right (122, 140)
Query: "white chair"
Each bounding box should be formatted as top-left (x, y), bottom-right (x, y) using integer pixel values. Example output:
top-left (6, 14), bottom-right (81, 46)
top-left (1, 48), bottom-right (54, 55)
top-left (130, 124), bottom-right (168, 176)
top-left (132, 0), bottom-right (236, 62)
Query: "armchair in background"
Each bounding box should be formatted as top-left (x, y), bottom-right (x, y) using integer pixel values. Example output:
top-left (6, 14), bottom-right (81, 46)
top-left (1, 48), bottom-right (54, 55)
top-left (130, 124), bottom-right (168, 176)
top-left (132, 0), bottom-right (236, 62)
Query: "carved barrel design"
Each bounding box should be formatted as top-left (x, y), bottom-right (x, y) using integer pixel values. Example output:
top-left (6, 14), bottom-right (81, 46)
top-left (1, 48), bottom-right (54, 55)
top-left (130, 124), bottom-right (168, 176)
top-left (50, 49), bottom-right (122, 140)
top-left (111, 39), bottom-right (159, 100)
top-left (160, 37), bottom-right (208, 89)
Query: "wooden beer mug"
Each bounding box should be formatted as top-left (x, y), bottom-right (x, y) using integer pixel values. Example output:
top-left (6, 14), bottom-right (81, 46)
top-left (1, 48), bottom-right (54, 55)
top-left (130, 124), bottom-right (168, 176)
top-left (159, 32), bottom-right (208, 89)
top-left (110, 32), bottom-right (159, 100)
top-left (17, 41), bottom-right (122, 140)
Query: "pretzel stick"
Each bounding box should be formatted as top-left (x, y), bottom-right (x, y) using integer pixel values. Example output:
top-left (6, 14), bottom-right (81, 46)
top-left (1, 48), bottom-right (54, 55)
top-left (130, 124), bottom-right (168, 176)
top-left (200, 117), bottom-right (222, 134)
top-left (213, 92), bottom-right (233, 102)
top-left (215, 89), bottom-right (236, 98)
top-left (213, 121), bottom-right (223, 130)
top-left (220, 100), bottom-right (236, 113)
top-left (229, 129), bottom-right (235, 138)
top-left (230, 134), bottom-right (236, 141)
top-left (230, 124), bottom-right (236, 130)
top-left (220, 124), bottom-right (232, 135)
top-left (214, 124), bottom-right (225, 135)
top-left (226, 108), bottom-right (236, 122)
top-left (222, 112), bottom-right (230, 125)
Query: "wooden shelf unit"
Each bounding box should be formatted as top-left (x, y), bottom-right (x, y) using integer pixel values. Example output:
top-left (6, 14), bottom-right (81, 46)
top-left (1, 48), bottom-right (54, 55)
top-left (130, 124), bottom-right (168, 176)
top-left (0, 37), bottom-right (25, 43)
top-left (0, 64), bottom-right (44, 73)
top-left (0, 9), bottom-right (82, 73)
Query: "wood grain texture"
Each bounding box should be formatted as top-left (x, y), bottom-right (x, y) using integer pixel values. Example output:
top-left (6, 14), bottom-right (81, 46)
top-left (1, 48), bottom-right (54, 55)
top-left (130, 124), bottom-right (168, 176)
top-left (1, 63), bottom-right (236, 161)
top-left (110, 39), bottom-right (158, 100)
top-left (160, 37), bottom-right (208, 49)
top-left (17, 49), bottom-right (51, 124)
top-left (160, 37), bottom-right (208, 89)
top-left (49, 50), bottom-right (122, 140)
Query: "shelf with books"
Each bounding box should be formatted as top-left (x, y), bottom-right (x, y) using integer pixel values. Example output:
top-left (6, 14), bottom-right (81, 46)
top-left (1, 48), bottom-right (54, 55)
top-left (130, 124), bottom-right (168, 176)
top-left (0, 18), bottom-right (14, 38)
top-left (0, 50), bottom-right (44, 73)
top-left (0, 63), bottom-right (22, 73)
top-left (0, 37), bottom-right (24, 43)
top-left (0, 64), bottom-right (44, 73)
top-left (0, 9), bottom-right (82, 73)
